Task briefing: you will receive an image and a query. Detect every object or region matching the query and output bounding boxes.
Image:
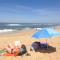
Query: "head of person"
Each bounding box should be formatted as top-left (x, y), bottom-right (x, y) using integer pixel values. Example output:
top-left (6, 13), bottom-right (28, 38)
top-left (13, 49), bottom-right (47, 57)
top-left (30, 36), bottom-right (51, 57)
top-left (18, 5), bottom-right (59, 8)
top-left (21, 44), bottom-right (26, 49)
top-left (11, 47), bottom-right (20, 56)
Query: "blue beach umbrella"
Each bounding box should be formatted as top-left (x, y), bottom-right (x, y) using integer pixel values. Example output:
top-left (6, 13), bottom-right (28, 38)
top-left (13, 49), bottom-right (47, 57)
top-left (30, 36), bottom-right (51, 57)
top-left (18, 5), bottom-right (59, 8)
top-left (32, 29), bottom-right (51, 39)
top-left (33, 28), bottom-right (60, 39)
top-left (44, 28), bottom-right (60, 37)
top-left (32, 29), bottom-right (52, 49)
top-left (32, 29), bottom-right (60, 49)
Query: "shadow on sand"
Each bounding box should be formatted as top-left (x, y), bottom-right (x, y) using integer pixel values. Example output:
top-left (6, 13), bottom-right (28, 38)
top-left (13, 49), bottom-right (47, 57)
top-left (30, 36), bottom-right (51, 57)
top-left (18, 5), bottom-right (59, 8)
top-left (35, 46), bottom-right (56, 53)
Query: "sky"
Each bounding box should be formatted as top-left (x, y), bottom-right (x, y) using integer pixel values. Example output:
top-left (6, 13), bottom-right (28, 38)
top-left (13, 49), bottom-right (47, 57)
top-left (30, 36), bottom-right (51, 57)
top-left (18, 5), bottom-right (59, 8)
top-left (0, 0), bottom-right (60, 23)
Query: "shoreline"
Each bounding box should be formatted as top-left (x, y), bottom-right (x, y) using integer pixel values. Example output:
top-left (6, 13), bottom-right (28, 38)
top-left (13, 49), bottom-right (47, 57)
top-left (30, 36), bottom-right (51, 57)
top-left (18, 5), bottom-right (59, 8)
top-left (0, 28), bottom-right (35, 36)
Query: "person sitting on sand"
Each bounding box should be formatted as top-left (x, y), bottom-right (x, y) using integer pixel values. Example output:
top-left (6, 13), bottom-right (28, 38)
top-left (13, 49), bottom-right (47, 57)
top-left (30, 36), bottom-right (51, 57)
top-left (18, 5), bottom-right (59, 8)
top-left (30, 41), bottom-right (49, 52)
top-left (30, 41), bottom-right (41, 51)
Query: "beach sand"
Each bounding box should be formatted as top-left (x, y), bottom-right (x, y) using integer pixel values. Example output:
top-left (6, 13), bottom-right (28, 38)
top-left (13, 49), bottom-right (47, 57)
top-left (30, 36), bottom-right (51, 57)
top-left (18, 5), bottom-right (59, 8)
top-left (0, 29), bottom-right (60, 60)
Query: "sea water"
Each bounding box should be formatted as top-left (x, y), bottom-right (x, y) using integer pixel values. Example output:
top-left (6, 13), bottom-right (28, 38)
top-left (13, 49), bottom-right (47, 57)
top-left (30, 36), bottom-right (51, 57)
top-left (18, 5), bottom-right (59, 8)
top-left (0, 23), bottom-right (59, 33)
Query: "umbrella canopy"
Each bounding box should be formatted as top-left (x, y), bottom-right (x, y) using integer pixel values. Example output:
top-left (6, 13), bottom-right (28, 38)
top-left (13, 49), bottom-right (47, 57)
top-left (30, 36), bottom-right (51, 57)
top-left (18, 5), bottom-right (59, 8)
top-left (32, 29), bottom-right (51, 39)
top-left (44, 28), bottom-right (60, 37)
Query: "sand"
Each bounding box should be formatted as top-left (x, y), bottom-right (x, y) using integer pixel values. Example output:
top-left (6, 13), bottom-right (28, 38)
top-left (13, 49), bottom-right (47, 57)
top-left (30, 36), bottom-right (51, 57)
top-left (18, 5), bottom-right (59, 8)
top-left (0, 29), bottom-right (60, 60)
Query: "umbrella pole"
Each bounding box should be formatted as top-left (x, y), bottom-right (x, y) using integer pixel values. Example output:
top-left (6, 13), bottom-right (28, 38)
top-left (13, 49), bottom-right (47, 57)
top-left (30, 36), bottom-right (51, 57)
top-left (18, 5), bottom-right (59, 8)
top-left (46, 39), bottom-right (48, 49)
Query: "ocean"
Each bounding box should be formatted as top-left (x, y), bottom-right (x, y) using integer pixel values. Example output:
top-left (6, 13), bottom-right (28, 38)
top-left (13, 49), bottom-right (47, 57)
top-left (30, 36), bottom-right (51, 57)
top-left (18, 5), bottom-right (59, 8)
top-left (0, 23), bottom-right (59, 33)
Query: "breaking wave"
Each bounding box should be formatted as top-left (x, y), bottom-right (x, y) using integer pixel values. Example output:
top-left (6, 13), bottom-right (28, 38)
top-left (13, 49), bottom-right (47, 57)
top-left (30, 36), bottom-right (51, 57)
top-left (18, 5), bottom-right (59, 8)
top-left (7, 24), bottom-right (21, 26)
top-left (0, 29), bottom-right (15, 33)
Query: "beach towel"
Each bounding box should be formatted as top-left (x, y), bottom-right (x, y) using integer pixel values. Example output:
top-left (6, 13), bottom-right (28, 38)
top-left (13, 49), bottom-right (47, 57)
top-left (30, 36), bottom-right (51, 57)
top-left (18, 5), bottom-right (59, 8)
top-left (3, 53), bottom-right (16, 56)
top-left (0, 50), bottom-right (7, 56)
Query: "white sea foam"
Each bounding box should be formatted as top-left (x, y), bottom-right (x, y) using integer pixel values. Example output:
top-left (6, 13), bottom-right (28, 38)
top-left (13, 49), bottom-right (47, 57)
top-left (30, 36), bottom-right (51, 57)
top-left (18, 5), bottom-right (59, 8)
top-left (0, 29), bottom-right (14, 33)
top-left (24, 27), bottom-right (32, 30)
top-left (7, 24), bottom-right (20, 26)
top-left (36, 28), bottom-right (42, 30)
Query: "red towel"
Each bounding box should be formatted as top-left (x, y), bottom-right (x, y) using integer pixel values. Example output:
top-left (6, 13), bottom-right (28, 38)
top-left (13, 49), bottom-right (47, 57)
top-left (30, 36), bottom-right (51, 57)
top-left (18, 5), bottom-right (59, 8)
top-left (3, 53), bottom-right (16, 56)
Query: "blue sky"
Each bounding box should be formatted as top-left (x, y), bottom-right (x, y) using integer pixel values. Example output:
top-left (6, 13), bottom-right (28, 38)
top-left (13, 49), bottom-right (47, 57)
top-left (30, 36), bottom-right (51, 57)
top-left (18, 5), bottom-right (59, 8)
top-left (0, 0), bottom-right (60, 23)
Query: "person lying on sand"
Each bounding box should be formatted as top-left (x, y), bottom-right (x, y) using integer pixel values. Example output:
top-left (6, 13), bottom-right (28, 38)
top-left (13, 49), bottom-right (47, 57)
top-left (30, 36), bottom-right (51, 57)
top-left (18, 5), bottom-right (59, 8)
top-left (4, 43), bottom-right (29, 56)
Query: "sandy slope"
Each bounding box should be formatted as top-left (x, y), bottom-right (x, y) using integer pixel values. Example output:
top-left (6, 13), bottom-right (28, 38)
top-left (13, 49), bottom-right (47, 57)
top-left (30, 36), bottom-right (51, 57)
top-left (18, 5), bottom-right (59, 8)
top-left (0, 29), bottom-right (60, 60)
